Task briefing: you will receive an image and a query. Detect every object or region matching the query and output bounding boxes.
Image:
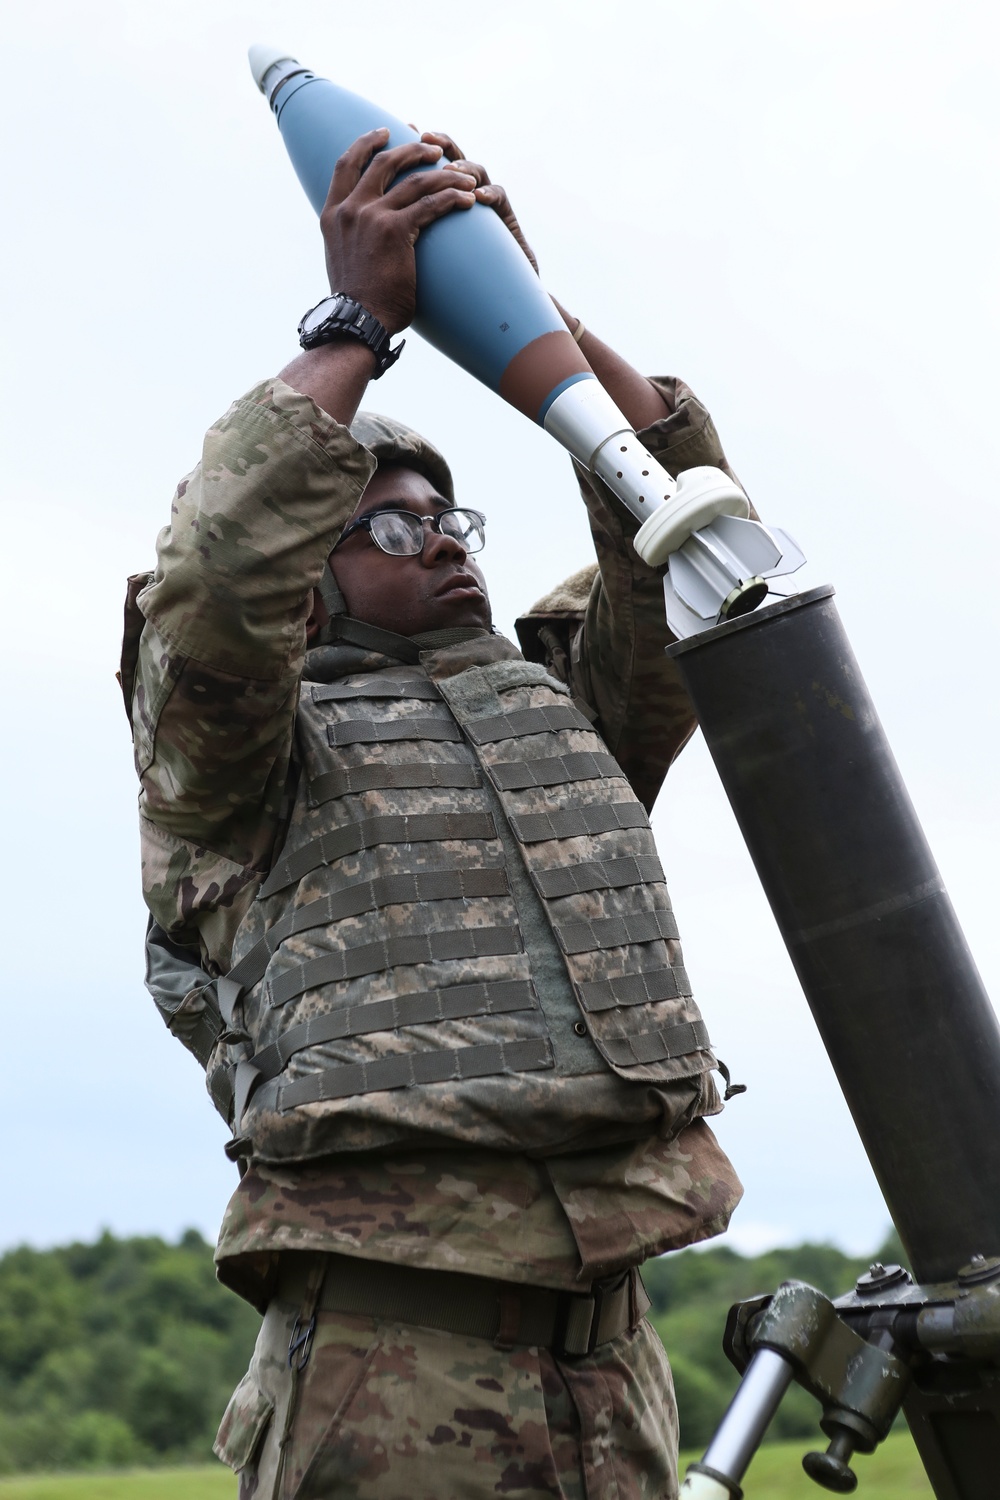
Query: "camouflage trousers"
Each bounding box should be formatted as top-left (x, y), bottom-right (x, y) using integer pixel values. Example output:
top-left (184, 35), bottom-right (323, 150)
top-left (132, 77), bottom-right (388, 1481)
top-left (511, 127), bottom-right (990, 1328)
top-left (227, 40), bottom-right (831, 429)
top-left (215, 1260), bottom-right (679, 1499)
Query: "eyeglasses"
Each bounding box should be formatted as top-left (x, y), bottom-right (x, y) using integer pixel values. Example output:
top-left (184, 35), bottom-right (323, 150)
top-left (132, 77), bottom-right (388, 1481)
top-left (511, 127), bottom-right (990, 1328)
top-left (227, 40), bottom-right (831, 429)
top-left (336, 507), bottom-right (487, 557)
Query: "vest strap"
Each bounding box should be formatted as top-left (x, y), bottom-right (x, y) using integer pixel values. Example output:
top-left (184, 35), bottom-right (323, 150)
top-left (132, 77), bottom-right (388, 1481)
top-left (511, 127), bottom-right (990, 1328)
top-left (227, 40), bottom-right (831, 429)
top-left (557, 907), bottom-right (680, 956)
top-left (535, 853), bottom-right (665, 900)
top-left (310, 762), bottom-right (481, 806)
top-left (250, 979), bottom-right (539, 1081)
top-left (271, 925), bottom-right (523, 1007)
top-left (324, 615), bottom-right (422, 662)
top-left (228, 869), bottom-right (510, 994)
top-left (600, 1018), bottom-right (710, 1068)
top-left (577, 967), bottom-right (693, 1013)
top-left (216, 975), bottom-right (244, 1028)
top-left (232, 1058), bottom-right (263, 1132)
top-left (312, 677), bottom-right (442, 702)
top-left (464, 704), bottom-right (595, 744)
top-left (326, 717), bottom-right (461, 747)
top-left (278, 1034), bottom-right (554, 1108)
top-left (509, 802), bottom-right (649, 845)
top-left (260, 812), bottom-right (497, 897)
top-left (488, 750), bottom-right (624, 791)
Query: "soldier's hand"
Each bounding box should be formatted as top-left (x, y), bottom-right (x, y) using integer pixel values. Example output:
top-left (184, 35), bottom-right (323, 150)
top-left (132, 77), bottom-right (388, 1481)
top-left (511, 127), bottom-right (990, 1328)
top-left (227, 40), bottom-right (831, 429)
top-left (420, 130), bottom-right (540, 275)
top-left (320, 130), bottom-right (477, 334)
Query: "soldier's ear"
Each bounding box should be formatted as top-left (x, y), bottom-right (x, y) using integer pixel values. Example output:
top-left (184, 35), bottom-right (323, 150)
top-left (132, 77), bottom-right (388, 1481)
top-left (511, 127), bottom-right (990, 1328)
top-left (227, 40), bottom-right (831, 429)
top-left (305, 587), bottom-right (329, 643)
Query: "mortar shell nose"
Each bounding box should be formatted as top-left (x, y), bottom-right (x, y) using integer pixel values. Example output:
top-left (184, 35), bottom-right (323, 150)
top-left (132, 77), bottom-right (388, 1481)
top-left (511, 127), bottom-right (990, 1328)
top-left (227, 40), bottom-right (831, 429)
top-left (248, 43), bottom-right (298, 91)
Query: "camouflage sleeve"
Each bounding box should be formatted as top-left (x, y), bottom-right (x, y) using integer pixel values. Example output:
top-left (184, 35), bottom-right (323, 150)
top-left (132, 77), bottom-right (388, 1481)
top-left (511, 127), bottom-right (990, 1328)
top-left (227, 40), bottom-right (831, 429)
top-left (516, 377), bottom-right (739, 813)
top-left (125, 376), bottom-right (376, 968)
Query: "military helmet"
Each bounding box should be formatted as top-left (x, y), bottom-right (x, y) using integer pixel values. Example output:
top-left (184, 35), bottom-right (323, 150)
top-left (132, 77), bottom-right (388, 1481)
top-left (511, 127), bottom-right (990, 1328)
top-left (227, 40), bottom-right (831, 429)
top-left (349, 412), bottom-right (454, 504)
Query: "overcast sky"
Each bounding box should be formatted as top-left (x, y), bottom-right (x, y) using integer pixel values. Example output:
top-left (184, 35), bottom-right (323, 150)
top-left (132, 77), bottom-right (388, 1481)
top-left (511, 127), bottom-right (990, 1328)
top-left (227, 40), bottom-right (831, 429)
top-left (2, 0), bottom-right (998, 1261)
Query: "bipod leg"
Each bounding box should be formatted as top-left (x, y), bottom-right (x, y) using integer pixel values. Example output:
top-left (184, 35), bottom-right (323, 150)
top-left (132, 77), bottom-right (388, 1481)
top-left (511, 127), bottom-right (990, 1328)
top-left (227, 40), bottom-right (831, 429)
top-left (681, 1347), bottom-right (795, 1498)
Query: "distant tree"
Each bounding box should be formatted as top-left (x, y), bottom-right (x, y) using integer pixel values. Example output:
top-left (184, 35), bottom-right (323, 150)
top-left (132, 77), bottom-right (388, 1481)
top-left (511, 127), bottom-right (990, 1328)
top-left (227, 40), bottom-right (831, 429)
top-left (0, 1247), bottom-right (82, 1384)
top-left (0, 1230), bottom-right (259, 1474)
top-left (668, 1353), bottom-right (731, 1449)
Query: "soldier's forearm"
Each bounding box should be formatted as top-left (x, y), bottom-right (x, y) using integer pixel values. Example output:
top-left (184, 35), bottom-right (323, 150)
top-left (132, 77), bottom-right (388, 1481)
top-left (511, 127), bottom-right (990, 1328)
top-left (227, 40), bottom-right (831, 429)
top-left (552, 299), bottom-right (674, 431)
top-left (279, 340), bottom-right (379, 426)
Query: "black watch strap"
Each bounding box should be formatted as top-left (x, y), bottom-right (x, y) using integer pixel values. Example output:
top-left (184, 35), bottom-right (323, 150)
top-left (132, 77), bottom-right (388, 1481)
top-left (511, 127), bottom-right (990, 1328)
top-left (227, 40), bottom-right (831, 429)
top-left (297, 294), bottom-right (404, 380)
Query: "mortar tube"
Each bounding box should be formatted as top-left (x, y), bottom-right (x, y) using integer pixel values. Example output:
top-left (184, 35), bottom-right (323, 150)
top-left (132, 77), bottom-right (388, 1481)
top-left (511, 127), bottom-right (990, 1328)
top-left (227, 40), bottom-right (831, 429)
top-left (668, 586), bottom-right (1000, 1285)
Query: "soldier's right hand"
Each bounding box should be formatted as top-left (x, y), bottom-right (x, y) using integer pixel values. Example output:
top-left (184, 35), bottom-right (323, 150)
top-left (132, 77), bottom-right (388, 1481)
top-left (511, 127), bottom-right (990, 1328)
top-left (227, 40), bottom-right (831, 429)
top-left (320, 130), bottom-right (477, 335)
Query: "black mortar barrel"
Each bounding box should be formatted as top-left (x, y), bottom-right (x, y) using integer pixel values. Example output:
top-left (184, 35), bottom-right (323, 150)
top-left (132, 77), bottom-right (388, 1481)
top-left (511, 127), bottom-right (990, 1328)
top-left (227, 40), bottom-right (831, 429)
top-left (669, 585), bottom-right (1000, 1284)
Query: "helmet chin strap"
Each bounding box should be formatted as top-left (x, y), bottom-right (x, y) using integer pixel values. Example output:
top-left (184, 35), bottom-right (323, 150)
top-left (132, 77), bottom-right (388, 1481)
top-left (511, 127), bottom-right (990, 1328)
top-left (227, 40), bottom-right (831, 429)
top-left (316, 562), bottom-right (347, 622)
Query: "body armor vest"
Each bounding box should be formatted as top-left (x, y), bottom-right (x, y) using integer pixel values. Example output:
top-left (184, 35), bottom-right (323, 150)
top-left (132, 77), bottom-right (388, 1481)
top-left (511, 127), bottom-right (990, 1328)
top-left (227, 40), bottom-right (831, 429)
top-left (212, 631), bottom-right (716, 1164)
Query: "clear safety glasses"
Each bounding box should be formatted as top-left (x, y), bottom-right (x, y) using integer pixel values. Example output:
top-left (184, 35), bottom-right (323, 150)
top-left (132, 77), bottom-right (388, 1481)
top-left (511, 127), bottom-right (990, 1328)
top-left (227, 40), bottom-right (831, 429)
top-left (337, 507), bottom-right (487, 557)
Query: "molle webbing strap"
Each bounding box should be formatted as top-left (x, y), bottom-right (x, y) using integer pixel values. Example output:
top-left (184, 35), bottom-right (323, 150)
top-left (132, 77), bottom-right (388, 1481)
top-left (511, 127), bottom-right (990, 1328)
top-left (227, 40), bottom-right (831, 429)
top-left (278, 1035), bottom-right (554, 1108)
top-left (259, 812), bottom-right (496, 898)
top-left (250, 979), bottom-right (538, 1081)
top-left (310, 762), bottom-right (481, 806)
top-left (464, 704), bottom-right (595, 744)
top-left (556, 908), bottom-right (680, 956)
top-left (327, 718), bottom-right (462, 748)
top-left (509, 802), bottom-right (649, 845)
top-left (488, 750), bottom-right (624, 792)
top-left (312, 678), bottom-right (442, 702)
top-left (600, 1018), bottom-right (710, 1068)
top-left (324, 615), bottom-right (422, 662)
top-left (271, 926), bottom-right (522, 1007)
top-left (577, 966), bottom-right (692, 1014)
top-left (227, 868), bottom-right (510, 994)
top-left (535, 854), bottom-right (665, 901)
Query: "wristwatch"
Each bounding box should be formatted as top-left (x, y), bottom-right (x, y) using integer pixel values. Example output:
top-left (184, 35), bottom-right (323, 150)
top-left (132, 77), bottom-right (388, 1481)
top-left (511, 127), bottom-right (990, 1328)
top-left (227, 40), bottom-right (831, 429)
top-left (297, 293), bottom-right (403, 379)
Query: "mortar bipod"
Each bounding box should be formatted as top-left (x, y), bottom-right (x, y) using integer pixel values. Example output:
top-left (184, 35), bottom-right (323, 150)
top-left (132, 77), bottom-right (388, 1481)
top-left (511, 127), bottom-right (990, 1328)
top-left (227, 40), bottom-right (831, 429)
top-left (679, 1278), bottom-right (912, 1497)
top-left (681, 1258), bottom-right (1000, 1499)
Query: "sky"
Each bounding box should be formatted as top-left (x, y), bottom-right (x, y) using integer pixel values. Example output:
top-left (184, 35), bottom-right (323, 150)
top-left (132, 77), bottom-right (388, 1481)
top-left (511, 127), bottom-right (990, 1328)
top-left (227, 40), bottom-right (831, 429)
top-left (2, 0), bottom-right (998, 1262)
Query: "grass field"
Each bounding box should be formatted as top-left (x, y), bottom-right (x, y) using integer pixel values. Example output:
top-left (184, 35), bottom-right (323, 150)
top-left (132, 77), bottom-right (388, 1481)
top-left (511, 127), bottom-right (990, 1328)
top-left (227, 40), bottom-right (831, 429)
top-left (0, 1473), bottom-right (233, 1500)
top-left (0, 1431), bottom-right (933, 1498)
top-left (0, 1476), bottom-right (233, 1500)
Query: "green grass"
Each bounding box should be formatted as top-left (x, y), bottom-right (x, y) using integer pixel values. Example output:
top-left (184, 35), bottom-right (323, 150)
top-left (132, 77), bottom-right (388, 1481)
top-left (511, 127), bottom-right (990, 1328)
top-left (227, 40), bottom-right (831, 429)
top-left (0, 1470), bottom-right (232, 1500)
top-left (0, 1432), bottom-right (933, 1499)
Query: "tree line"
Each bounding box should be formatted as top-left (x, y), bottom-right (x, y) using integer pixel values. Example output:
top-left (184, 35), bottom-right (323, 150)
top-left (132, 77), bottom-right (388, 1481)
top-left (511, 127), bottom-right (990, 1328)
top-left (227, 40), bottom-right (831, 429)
top-left (0, 1225), bottom-right (902, 1472)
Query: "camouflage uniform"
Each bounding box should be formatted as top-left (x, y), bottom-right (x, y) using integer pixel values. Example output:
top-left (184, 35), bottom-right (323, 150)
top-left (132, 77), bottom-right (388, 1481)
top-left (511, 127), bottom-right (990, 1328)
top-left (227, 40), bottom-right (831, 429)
top-left (122, 374), bottom-right (743, 1498)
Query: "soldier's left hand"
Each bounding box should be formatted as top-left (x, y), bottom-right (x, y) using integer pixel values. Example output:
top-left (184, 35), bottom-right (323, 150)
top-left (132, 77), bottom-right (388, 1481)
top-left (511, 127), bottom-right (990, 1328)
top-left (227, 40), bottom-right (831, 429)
top-left (418, 130), bottom-right (540, 275)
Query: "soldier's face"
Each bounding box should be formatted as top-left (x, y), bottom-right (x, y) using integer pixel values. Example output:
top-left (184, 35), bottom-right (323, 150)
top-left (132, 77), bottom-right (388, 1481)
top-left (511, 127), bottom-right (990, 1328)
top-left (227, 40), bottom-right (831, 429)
top-left (330, 466), bottom-right (492, 636)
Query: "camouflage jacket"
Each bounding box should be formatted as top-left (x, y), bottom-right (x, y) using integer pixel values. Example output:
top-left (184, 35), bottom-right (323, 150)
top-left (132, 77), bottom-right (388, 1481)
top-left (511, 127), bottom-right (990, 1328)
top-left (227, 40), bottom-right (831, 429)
top-left (123, 374), bottom-right (743, 1303)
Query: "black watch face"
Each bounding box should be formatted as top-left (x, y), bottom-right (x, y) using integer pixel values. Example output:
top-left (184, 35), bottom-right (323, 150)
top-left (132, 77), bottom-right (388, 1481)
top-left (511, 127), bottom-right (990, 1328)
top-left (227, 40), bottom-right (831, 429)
top-left (302, 296), bottom-right (345, 336)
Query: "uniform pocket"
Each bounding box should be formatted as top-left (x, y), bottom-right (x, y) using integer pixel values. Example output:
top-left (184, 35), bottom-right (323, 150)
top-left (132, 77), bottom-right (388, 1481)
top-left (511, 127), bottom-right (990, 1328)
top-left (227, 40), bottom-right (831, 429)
top-left (214, 1370), bottom-right (275, 1472)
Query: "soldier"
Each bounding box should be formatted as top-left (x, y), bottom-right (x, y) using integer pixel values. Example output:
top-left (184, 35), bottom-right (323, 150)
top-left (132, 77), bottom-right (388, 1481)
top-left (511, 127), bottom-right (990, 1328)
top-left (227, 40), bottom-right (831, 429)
top-left (122, 128), bottom-right (744, 1499)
